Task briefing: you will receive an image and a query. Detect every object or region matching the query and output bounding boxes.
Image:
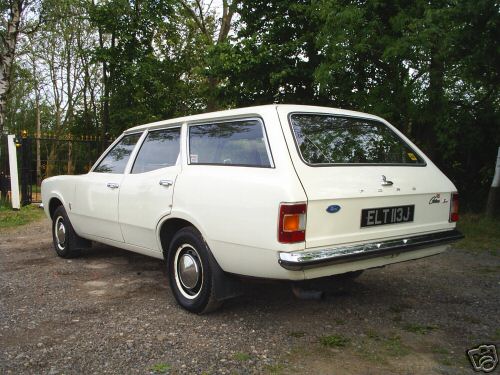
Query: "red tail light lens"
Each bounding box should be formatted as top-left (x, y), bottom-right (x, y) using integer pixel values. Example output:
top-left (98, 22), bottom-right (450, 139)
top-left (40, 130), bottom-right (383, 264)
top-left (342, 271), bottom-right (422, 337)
top-left (449, 193), bottom-right (459, 222)
top-left (278, 202), bottom-right (306, 243)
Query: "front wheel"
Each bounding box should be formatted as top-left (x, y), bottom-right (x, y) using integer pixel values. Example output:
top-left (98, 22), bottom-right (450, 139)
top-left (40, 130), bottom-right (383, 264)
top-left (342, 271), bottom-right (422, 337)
top-left (51, 206), bottom-right (81, 258)
top-left (167, 227), bottom-right (221, 314)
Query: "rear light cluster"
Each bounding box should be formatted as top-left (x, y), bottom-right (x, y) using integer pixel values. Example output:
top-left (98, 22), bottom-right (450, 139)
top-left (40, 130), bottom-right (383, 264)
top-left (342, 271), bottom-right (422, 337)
top-left (449, 192), bottom-right (459, 222)
top-left (278, 202), bottom-right (306, 243)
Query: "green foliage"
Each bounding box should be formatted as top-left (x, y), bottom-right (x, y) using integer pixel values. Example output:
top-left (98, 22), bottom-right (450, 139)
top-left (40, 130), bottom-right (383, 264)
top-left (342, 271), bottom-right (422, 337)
top-left (456, 214), bottom-right (500, 255)
top-left (149, 362), bottom-right (171, 374)
top-left (233, 352), bottom-right (251, 361)
top-left (2, 0), bottom-right (499, 210)
top-left (319, 334), bottom-right (349, 348)
top-left (0, 204), bottom-right (45, 228)
top-left (88, 0), bottom-right (208, 136)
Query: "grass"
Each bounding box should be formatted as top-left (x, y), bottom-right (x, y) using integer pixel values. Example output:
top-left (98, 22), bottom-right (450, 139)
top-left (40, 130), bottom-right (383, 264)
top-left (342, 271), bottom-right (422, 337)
top-left (456, 214), bottom-right (500, 255)
top-left (264, 363), bottom-right (284, 374)
top-left (233, 352), bottom-right (251, 361)
top-left (359, 330), bottom-right (411, 361)
top-left (383, 335), bottom-right (411, 357)
top-left (402, 323), bottom-right (437, 335)
top-left (149, 363), bottom-right (171, 374)
top-left (319, 334), bottom-right (350, 348)
top-left (0, 203), bottom-right (45, 228)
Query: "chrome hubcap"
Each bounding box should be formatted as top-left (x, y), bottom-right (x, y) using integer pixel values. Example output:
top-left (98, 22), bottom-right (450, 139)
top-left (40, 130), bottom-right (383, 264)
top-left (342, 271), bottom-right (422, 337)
top-left (174, 245), bottom-right (203, 299)
top-left (178, 253), bottom-right (199, 289)
top-left (55, 217), bottom-right (66, 249)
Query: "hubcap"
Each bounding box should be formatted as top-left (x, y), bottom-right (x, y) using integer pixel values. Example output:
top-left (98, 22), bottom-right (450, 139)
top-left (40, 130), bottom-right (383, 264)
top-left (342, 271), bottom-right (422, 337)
top-left (178, 253), bottom-right (199, 289)
top-left (174, 244), bottom-right (203, 299)
top-left (55, 217), bottom-right (66, 249)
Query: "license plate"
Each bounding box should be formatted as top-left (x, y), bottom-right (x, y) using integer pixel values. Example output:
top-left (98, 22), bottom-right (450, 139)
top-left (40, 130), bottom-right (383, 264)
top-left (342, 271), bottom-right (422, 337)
top-left (361, 205), bottom-right (415, 228)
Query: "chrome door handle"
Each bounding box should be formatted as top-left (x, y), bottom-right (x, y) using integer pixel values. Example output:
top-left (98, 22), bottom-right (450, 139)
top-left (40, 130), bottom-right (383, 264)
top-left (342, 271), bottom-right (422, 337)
top-left (106, 182), bottom-right (119, 189)
top-left (159, 179), bottom-right (173, 187)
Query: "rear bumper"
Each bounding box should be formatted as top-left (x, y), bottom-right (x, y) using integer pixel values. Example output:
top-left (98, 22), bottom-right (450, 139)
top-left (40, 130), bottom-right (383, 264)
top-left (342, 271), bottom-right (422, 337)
top-left (278, 229), bottom-right (464, 271)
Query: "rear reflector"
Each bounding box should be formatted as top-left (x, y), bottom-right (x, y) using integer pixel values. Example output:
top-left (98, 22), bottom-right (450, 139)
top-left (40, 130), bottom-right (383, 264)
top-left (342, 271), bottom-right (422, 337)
top-left (279, 203), bottom-right (306, 243)
top-left (449, 193), bottom-right (459, 222)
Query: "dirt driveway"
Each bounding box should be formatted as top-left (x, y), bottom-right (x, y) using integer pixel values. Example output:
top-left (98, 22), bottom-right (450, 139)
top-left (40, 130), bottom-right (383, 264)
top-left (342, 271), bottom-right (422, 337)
top-left (1, 217), bottom-right (499, 374)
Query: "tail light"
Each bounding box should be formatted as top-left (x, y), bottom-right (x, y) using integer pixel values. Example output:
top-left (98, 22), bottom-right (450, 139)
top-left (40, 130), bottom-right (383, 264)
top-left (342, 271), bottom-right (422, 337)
top-left (278, 202), bottom-right (306, 243)
top-left (449, 193), bottom-right (459, 222)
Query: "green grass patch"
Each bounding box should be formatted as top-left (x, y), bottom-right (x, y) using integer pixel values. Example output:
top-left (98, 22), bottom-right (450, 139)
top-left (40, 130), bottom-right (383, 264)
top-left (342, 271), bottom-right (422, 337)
top-left (319, 334), bottom-right (349, 348)
top-left (288, 331), bottom-right (305, 338)
top-left (149, 363), bottom-right (171, 374)
top-left (402, 323), bottom-right (437, 335)
top-left (233, 352), bottom-right (251, 361)
top-left (0, 204), bottom-right (45, 228)
top-left (264, 363), bottom-right (284, 375)
top-left (383, 335), bottom-right (411, 357)
top-left (456, 214), bottom-right (500, 255)
top-left (366, 329), bottom-right (382, 341)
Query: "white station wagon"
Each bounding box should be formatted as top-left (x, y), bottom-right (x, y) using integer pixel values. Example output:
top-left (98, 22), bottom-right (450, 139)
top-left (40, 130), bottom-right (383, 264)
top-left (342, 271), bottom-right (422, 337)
top-left (41, 105), bottom-right (463, 313)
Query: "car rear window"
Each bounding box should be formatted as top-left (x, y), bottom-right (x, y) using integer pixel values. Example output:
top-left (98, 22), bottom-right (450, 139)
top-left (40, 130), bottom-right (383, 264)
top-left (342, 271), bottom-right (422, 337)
top-left (289, 114), bottom-right (424, 165)
top-left (188, 119), bottom-right (272, 167)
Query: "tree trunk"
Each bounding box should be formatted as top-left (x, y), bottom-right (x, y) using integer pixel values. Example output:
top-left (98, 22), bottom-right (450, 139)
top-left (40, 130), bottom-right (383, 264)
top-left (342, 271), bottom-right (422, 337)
top-left (67, 140), bottom-right (73, 174)
top-left (0, 0), bottom-right (23, 135)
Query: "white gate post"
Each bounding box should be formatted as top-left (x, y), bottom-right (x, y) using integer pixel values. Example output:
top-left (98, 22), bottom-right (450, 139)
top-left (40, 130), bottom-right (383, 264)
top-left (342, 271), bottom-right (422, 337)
top-left (486, 146), bottom-right (500, 217)
top-left (7, 135), bottom-right (20, 210)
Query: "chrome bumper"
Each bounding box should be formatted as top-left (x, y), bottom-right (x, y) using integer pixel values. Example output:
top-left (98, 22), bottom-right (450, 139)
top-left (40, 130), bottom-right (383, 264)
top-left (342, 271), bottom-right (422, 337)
top-left (278, 229), bottom-right (464, 271)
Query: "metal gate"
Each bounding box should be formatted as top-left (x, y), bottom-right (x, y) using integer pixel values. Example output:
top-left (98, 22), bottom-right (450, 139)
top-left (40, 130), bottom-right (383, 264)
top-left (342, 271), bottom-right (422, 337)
top-left (17, 132), bottom-right (111, 204)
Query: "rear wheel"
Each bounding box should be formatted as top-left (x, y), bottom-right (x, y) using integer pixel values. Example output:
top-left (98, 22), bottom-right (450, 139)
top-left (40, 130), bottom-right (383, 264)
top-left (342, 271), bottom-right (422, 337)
top-left (51, 206), bottom-right (81, 258)
top-left (167, 227), bottom-right (221, 313)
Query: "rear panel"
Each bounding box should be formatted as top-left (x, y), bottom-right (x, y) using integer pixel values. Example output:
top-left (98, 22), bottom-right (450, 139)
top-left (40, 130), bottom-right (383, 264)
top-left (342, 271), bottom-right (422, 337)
top-left (276, 106), bottom-right (457, 249)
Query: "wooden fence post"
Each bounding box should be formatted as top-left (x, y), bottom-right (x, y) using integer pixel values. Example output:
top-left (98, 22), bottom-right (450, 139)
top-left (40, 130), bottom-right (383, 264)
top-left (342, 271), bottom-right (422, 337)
top-left (486, 146), bottom-right (500, 217)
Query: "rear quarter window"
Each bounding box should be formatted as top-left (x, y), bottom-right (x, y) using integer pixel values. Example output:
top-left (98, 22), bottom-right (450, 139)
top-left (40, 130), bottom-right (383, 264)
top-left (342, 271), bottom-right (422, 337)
top-left (188, 119), bottom-right (272, 168)
top-left (289, 113), bottom-right (425, 166)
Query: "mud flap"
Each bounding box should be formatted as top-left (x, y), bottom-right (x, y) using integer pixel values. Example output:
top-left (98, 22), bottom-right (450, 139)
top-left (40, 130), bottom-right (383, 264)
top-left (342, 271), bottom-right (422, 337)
top-left (207, 250), bottom-right (244, 302)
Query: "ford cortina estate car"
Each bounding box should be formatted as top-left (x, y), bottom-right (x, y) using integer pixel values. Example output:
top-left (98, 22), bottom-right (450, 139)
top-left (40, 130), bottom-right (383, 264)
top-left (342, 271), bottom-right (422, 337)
top-left (41, 104), bottom-right (463, 313)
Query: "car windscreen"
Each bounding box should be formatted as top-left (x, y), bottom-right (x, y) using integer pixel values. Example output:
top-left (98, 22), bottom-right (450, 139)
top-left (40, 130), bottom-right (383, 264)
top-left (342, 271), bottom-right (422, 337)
top-left (289, 114), bottom-right (424, 165)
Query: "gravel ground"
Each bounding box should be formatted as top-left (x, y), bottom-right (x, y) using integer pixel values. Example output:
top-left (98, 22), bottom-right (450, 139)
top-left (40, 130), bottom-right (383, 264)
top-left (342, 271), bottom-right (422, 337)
top-left (1, 217), bottom-right (499, 375)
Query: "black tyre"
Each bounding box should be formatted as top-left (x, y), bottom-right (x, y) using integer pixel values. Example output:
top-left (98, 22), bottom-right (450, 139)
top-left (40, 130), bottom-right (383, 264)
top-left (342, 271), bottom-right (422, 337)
top-left (167, 227), bottom-right (221, 314)
top-left (51, 206), bottom-right (81, 258)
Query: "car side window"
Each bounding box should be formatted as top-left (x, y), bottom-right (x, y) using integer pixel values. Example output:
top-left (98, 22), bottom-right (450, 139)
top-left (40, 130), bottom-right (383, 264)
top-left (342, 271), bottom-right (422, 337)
top-left (93, 133), bottom-right (142, 174)
top-left (189, 119), bottom-right (272, 167)
top-left (131, 127), bottom-right (181, 174)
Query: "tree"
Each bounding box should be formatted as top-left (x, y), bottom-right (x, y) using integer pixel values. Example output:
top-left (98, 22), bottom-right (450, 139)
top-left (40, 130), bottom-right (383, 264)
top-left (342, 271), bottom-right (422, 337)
top-left (0, 0), bottom-right (24, 135)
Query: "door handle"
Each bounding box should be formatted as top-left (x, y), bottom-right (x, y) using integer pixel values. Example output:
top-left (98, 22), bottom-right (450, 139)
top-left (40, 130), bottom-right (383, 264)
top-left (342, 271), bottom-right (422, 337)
top-left (106, 182), bottom-right (119, 189)
top-left (159, 179), bottom-right (173, 187)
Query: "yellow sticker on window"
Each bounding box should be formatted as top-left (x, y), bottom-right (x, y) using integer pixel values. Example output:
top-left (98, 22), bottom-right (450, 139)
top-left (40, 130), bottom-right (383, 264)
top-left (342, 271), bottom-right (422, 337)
top-left (407, 152), bottom-right (417, 161)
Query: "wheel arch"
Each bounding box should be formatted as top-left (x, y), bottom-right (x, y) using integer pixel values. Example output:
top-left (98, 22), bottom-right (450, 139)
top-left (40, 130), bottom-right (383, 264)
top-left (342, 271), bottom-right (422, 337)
top-left (157, 212), bottom-right (209, 258)
top-left (48, 196), bottom-right (65, 219)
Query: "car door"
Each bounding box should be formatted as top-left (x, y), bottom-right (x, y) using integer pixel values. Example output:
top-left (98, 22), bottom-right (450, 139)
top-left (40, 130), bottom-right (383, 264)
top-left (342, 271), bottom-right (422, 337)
top-left (71, 132), bottom-right (143, 242)
top-left (118, 126), bottom-right (181, 251)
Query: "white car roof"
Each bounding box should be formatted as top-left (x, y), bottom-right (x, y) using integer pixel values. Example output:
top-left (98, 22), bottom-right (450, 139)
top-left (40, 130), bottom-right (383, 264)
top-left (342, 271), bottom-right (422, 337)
top-left (123, 104), bottom-right (383, 134)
